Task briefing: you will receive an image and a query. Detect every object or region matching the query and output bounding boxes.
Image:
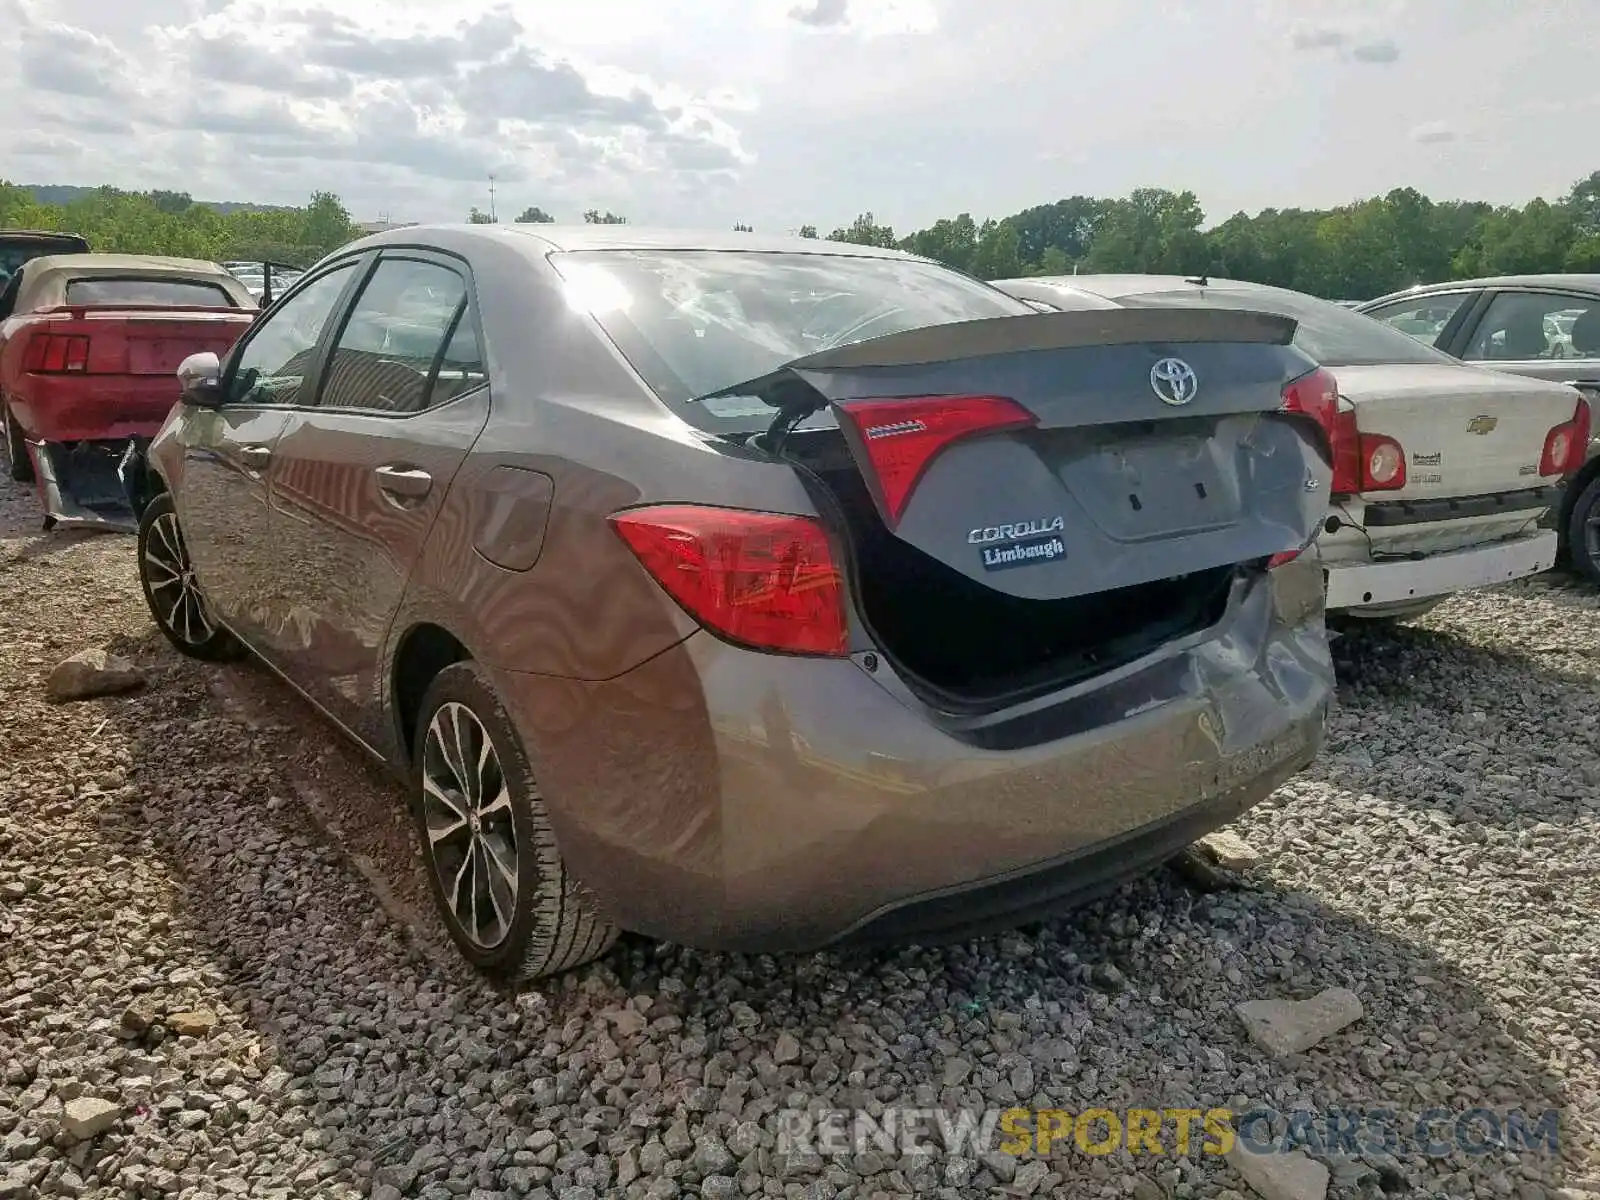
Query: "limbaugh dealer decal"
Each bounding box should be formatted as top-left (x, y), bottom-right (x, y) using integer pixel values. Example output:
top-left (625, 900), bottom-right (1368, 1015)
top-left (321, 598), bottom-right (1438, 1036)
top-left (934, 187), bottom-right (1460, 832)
top-left (970, 517), bottom-right (1067, 572)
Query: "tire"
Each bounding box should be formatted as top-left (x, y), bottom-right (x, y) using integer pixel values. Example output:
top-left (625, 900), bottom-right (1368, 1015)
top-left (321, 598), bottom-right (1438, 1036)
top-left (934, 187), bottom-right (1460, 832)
top-left (136, 493), bottom-right (245, 661)
top-left (411, 661), bottom-right (618, 980)
top-left (3, 403), bottom-right (32, 484)
top-left (1565, 474), bottom-right (1600, 584)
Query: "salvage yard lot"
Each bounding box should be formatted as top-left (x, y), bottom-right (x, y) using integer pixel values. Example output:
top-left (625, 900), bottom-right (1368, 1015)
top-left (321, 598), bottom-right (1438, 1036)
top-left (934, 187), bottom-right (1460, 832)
top-left (1, 469), bottom-right (1597, 1200)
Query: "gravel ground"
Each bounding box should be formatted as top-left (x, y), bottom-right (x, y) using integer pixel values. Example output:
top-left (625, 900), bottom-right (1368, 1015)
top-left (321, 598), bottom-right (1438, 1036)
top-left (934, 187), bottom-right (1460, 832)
top-left (1, 469), bottom-right (1597, 1200)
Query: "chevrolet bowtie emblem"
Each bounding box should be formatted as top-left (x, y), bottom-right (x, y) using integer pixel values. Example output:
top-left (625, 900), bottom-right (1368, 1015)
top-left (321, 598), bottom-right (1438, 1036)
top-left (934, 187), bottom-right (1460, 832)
top-left (1466, 415), bottom-right (1498, 435)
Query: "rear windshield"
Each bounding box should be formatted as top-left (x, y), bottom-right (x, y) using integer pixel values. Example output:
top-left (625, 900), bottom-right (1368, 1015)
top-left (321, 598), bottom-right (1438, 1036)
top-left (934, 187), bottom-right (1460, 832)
top-left (65, 277), bottom-right (237, 307)
top-left (550, 248), bottom-right (1030, 428)
top-left (1117, 286), bottom-right (1457, 368)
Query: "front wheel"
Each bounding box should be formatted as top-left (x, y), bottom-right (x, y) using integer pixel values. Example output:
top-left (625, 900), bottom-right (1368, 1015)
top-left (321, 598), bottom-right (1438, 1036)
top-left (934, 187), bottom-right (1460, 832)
top-left (3, 404), bottom-right (32, 484)
top-left (137, 493), bottom-right (244, 661)
top-left (411, 662), bottom-right (619, 980)
top-left (1565, 475), bottom-right (1600, 584)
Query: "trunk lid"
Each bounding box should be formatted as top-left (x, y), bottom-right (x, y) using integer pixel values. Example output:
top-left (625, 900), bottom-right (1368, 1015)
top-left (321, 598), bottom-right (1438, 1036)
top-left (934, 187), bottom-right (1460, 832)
top-left (1336, 362), bottom-right (1581, 500)
top-left (29, 306), bottom-right (254, 376)
top-left (721, 307), bottom-right (1332, 604)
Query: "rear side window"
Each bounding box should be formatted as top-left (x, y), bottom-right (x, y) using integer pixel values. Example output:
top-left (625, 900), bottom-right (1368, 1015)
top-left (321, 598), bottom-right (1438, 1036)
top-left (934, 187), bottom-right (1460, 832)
top-left (1121, 287), bottom-right (1458, 368)
top-left (550, 248), bottom-right (1030, 429)
top-left (1463, 291), bottom-right (1600, 362)
top-left (318, 258), bottom-right (478, 415)
top-left (65, 277), bottom-right (236, 307)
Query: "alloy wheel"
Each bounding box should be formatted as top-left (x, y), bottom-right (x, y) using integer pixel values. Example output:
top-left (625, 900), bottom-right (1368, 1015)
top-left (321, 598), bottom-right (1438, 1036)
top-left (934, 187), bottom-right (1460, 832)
top-left (141, 511), bottom-right (217, 646)
top-left (420, 701), bottom-right (519, 949)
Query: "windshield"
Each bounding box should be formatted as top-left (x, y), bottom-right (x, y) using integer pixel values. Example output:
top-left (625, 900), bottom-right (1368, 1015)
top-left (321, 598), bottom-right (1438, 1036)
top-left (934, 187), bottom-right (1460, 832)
top-left (65, 277), bottom-right (239, 307)
top-left (550, 248), bottom-right (1030, 428)
top-left (1117, 286), bottom-right (1457, 368)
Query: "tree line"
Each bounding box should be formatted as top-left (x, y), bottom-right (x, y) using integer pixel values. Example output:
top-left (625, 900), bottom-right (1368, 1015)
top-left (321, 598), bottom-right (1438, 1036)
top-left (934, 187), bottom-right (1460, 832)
top-left (810, 170), bottom-right (1600, 299)
top-left (7, 171), bottom-right (1598, 300)
top-left (0, 181), bottom-right (363, 268)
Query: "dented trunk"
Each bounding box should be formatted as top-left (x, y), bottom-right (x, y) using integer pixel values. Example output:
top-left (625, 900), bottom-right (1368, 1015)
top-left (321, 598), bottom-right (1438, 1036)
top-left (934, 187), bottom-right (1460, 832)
top-left (716, 308), bottom-right (1334, 704)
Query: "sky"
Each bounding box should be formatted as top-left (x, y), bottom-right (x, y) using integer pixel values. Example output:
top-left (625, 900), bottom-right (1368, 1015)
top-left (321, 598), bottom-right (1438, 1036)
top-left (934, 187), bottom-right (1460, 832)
top-left (0, 0), bottom-right (1595, 233)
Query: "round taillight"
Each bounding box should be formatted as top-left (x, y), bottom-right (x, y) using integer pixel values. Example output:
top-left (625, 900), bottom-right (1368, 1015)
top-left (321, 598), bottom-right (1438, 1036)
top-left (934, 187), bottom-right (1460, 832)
top-left (1367, 441), bottom-right (1402, 485)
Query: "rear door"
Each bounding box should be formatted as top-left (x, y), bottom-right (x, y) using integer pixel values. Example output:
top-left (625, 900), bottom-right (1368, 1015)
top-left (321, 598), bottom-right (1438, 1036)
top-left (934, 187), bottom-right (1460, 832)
top-left (176, 259), bottom-right (365, 647)
top-left (261, 250), bottom-right (490, 747)
top-left (1451, 287), bottom-right (1600, 400)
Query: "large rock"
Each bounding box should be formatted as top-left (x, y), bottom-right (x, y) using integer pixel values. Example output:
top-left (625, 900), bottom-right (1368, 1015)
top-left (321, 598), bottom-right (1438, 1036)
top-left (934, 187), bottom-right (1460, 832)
top-left (1224, 1144), bottom-right (1329, 1200)
top-left (1235, 987), bottom-right (1364, 1056)
top-left (45, 649), bottom-right (144, 702)
top-left (1198, 829), bottom-right (1261, 871)
top-left (60, 1097), bottom-right (121, 1141)
top-left (165, 1009), bottom-right (218, 1037)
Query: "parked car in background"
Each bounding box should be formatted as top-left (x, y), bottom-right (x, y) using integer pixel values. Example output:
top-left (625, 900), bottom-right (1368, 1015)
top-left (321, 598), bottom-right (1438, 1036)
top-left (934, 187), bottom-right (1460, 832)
top-left (1358, 275), bottom-right (1600, 579)
top-left (0, 230), bottom-right (90, 292)
top-left (125, 225), bottom-right (1337, 979)
top-left (997, 274), bottom-right (1590, 622)
top-left (0, 254), bottom-right (256, 530)
top-left (221, 260), bottom-right (303, 305)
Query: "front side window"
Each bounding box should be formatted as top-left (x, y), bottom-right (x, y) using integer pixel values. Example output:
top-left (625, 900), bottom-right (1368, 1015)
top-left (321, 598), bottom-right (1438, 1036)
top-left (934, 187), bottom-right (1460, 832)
top-left (318, 258), bottom-right (475, 414)
top-left (228, 263), bottom-right (357, 407)
top-left (65, 277), bottom-right (237, 307)
top-left (1464, 291), bottom-right (1600, 362)
top-left (1363, 292), bottom-right (1471, 347)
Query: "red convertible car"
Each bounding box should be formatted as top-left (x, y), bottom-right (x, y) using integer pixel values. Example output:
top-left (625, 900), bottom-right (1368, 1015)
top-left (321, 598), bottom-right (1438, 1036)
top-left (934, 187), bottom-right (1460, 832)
top-left (0, 253), bottom-right (256, 530)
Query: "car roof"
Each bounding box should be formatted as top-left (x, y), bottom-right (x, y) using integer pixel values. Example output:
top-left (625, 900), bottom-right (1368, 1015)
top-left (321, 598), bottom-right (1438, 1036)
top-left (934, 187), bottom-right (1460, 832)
top-left (353, 222), bottom-right (923, 262)
top-left (1364, 274), bottom-right (1600, 307)
top-left (24, 253), bottom-right (240, 278)
top-left (1030, 273), bottom-right (1294, 301)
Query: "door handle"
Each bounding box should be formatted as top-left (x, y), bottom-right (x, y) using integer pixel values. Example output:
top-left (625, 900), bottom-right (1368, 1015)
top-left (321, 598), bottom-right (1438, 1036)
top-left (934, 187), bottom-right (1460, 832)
top-left (375, 464), bottom-right (434, 499)
top-left (236, 444), bottom-right (272, 469)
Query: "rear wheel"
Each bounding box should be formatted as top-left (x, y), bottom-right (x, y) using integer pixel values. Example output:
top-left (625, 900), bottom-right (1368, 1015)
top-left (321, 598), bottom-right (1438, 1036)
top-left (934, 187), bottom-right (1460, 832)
top-left (411, 662), bottom-right (618, 980)
top-left (1565, 475), bottom-right (1600, 584)
top-left (3, 404), bottom-right (32, 484)
top-left (137, 493), bottom-right (244, 661)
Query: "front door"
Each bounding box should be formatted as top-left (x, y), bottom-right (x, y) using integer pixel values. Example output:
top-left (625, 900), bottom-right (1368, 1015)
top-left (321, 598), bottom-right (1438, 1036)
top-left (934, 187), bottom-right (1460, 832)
top-left (175, 260), bottom-right (363, 648)
top-left (261, 251), bottom-right (490, 748)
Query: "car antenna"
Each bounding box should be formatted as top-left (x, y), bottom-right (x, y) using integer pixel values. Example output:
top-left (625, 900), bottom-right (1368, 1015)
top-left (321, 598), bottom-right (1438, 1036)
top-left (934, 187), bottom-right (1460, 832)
top-left (1184, 273), bottom-right (1209, 286)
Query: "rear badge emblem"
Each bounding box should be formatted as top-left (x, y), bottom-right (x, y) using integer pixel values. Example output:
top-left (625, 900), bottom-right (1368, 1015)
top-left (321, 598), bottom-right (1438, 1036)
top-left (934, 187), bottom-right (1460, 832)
top-left (969, 517), bottom-right (1066, 545)
top-left (980, 533), bottom-right (1066, 571)
top-left (1412, 451), bottom-right (1442, 466)
top-left (1466, 415), bottom-right (1498, 435)
top-left (1149, 357), bottom-right (1199, 406)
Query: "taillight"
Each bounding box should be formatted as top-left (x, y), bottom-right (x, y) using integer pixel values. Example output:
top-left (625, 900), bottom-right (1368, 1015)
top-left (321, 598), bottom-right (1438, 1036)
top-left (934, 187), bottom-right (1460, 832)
top-left (1540, 399), bottom-right (1591, 476)
top-left (22, 333), bottom-right (90, 373)
top-left (833, 395), bottom-right (1037, 525)
top-left (609, 505), bottom-right (847, 657)
top-left (1267, 549), bottom-right (1303, 568)
top-left (1281, 368), bottom-right (1405, 495)
top-left (1361, 435), bottom-right (1405, 490)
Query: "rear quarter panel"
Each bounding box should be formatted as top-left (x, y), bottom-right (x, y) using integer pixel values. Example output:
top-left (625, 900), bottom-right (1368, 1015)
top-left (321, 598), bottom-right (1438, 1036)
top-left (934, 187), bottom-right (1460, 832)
top-left (386, 234), bottom-right (825, 685)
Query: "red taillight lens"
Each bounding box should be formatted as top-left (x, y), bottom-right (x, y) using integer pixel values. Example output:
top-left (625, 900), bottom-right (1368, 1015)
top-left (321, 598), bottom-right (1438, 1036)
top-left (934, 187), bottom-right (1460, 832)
top-left (1540, 399), bottom-right (1591, 476)
top-left (833, 395), bottom-right (1036, 525)
top-left (1280, 366), bottom-right (1340, 445)
top-left (1361, 434), bottom-right (1406, 490)
top-left (1267, 549), bottom-right (1303, 568)
top-left (609, 505), bottom-right (847, 657)
top-left (22, 333), bottom-right (90, 373)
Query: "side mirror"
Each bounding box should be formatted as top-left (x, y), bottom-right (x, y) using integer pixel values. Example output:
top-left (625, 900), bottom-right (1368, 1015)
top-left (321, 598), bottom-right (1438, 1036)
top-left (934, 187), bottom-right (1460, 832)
top-left (177, 351), bottom-right (225, 409)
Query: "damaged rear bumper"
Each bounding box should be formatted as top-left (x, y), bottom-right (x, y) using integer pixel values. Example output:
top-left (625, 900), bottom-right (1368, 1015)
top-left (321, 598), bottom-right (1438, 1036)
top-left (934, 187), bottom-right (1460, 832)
top-left (26, 436), bottom-right (151, 534)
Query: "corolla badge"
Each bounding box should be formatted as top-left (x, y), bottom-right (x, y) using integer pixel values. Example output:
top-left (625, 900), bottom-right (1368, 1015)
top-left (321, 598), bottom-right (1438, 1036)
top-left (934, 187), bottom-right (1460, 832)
top-left (1149, 357), bottom-right (1199, 406)
top-left (968, 517), bottom-right (1066, 544)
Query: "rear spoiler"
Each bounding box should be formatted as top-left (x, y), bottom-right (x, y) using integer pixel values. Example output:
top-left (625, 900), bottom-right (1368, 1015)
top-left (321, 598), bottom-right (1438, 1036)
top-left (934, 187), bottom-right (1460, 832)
top-left (695, 307), bottom-right (1300, 424)
top-left (29, 304), bottom-right (255, 318)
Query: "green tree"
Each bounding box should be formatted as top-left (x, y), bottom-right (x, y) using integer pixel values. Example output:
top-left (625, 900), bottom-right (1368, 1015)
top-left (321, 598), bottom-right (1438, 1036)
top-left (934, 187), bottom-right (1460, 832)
top-left (827, 212), bottom-right (897, 248)
top-left (733, 222), bottom-right (753, 232)
top-left (515, 206), bottom-right (554, 223)
top-left (970, 219), bottom-right (1023, 280)
top-left (797, 225), bottom-right (819, 238)
top-left (468, 208), bottom-right (497, 224)
top-left (583, 209), bottom-right (628, 224)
